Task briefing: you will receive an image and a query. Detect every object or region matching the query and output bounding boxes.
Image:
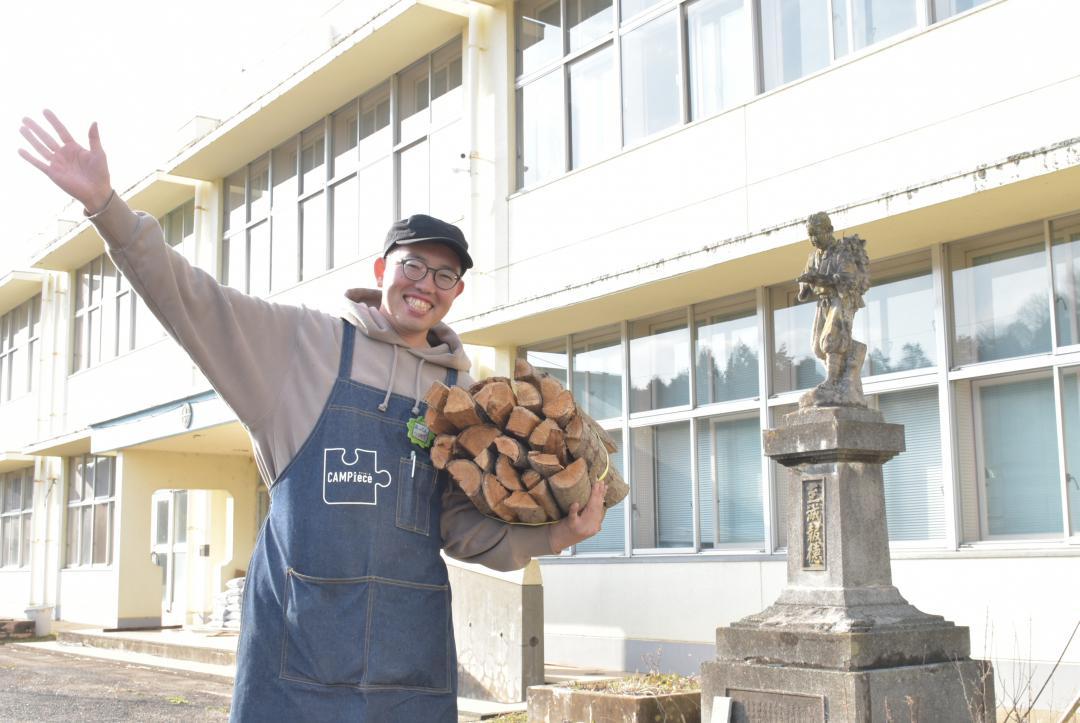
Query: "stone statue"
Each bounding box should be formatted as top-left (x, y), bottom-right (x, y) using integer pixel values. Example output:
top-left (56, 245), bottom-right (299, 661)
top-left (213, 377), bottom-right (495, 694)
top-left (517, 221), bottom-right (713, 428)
top-left (796, 211), bottom-right (871, 408)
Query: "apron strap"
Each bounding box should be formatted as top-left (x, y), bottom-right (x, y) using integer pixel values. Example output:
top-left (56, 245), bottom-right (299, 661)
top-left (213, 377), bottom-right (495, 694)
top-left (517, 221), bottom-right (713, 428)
top-left (338, 321), bottom-right (357, 380)
top-left (445, 367), bottom-right (458, 387)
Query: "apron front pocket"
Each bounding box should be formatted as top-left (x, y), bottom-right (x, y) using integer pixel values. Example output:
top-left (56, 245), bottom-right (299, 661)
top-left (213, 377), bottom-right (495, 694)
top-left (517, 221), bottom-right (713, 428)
top-left (366, 576), bottom-right (452, 692)
top-left (280, 568), bottom-right (370, 687)
top-left (396, 456), bottom-right (437, 536)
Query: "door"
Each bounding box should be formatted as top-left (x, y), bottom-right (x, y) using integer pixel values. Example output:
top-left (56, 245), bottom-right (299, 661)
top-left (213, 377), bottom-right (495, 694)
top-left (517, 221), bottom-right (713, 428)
top-left (151, 490), bottom-right (189, 626)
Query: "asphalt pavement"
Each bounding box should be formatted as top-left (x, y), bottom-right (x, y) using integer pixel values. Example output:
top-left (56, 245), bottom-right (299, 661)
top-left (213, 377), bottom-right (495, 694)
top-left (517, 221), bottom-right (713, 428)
top-left (0, 644), bottom-right (232, 722)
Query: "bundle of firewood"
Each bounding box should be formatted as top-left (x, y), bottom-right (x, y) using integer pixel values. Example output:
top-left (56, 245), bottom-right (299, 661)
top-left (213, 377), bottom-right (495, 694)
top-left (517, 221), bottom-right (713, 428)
top-left (423, 358), bottom-right (630, 524)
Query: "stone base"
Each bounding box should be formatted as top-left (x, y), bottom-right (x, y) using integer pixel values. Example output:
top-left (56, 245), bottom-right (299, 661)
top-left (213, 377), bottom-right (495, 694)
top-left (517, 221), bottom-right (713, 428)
top-left (701, 657), bottom-right (994, 723)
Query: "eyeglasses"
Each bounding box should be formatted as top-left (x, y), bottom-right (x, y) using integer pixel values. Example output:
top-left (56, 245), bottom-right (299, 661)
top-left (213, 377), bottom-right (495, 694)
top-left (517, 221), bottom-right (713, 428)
top-left (398, 258), bottom-right (461, 290)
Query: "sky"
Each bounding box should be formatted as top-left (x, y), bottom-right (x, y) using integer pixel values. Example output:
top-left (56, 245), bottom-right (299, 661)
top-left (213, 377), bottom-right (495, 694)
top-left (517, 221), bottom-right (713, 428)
top-left (1, 0), bottom-right (342, 270)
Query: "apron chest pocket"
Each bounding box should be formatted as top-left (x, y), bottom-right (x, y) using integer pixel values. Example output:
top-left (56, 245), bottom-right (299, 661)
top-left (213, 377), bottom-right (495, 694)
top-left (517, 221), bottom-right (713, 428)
top-left (280, 569), bottom-right (451, 692)
top-left (396, 456), bottom-right (438, 536)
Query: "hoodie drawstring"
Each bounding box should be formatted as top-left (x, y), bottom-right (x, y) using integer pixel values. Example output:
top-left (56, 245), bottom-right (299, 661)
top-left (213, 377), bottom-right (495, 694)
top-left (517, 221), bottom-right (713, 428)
top-left (378, 345), bottom-right (399, 412)
top-left (411, 358), bottom-right (427, 415)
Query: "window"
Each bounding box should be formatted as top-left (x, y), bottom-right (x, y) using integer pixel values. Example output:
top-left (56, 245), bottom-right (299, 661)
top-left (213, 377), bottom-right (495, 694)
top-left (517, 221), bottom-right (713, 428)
top-left (687, 0), bottom-right (751, 120)
top-left (1058, 367), bottom-right (1080, 536)
top-left (694, 298), bottom-right (758, 405)
top-left (222, 41), bottom-right (463, 292)
top-left (630, 310), bottom-right (690, 412)
top-left (951, 225), bottom-right (1051, 366)
top-left (877, 387), bottom-right (945, 541)
top-left (631, 421), bottom-right (692, 548)
top-left (568, 0), bottom-right (613, 51)
top-left (523, 338), bottom-right (569, 385)
top-left (569, 46), bottom-right (618, 169)
top-left (161, 199), bottom-right (196, 260)
top-left (696, 413), bottom-right (764, 548)
top-left (1051, 214), bottom-right (1080, 347)
top-left (771, 285), bottom-right (824, 394)
top-left (1, 468), bottom-right (33, 568)
top-left (574, 430), bottom-right (626, 553)
top-left (516, 0), bottom-right (562, 76)
top-left (621, 11), bottom-right (680, 146)
top-left (859, 256), bottom-right (936, 375)
top-left (0, 295), bottom-right (40, 402)
top-left (759, 0), bottom-right (830, 91)
top-left (572, 326), bottom-right (623, 420)
top-left (932, 0), bottom-right (989, 22)
top-left (517, 71), bottom-right (565, 188)
top-left (66, 455), bottom-right (115, 567)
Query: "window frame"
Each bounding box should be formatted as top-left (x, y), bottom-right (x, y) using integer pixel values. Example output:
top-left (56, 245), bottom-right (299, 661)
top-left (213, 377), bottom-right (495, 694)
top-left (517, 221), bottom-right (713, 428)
top-left (0, 468), bottom-right (33, 569)
top-left (65, 454), bottom-right (116, 568)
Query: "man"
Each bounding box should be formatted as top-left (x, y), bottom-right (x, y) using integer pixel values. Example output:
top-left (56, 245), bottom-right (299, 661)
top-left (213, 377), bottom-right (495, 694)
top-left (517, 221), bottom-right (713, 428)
top-left (19, 111), bottom-right (606, 722)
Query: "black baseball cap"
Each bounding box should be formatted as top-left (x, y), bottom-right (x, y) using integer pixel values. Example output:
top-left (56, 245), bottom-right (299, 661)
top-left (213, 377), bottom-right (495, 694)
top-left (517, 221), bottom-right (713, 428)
top-left (383, 214), bottom-right (473, 271)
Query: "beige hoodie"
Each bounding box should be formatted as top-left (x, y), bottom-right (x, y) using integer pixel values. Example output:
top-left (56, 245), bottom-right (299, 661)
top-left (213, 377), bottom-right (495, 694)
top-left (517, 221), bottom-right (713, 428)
top-left (89, 194), bottom-right (554, 571)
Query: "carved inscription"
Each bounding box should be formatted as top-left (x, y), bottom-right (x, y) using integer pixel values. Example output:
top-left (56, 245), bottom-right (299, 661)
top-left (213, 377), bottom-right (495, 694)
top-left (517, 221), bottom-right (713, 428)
top-left (803, 479), bottom-right (826, 570)
top-left (729, 689), bottom-right (825, 723)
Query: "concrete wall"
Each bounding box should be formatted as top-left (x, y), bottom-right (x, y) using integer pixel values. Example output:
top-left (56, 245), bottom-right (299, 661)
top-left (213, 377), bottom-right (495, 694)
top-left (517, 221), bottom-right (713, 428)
top-left (0, 570), bottom-right (32, 620)
top-left (57, 568), bottom-right (117, 626)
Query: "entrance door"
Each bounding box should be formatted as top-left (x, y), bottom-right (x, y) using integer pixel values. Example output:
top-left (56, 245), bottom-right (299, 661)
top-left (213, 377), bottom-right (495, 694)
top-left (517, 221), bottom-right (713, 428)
top-left (151, 490), bottom-right (189, 626)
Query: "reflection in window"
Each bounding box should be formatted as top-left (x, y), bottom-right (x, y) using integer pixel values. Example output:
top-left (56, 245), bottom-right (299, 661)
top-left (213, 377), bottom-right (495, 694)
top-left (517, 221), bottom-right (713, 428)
top-left (575, 430), bottom-right (625, 553)
top-left (952, 235), bottom-right (1051, 365)
top-left (568, 0), bottom-right (613, 52)
top-left (621, 12), bottom-right (680, 146)
top-left (517, 0), bottom-right (562, 76)
top-left (332, 102), bottom-right (359, 178)
top-left (632, 422), bottom-right (692, 548)
top-left (978, 376), bottom-right (1061, 537)
top-left (299, 125), bottom-right (325, 194)
top-left (572, 328), bottom-right (622, 420)
top-left (772, 290), bottom-right (824, 393)
top-left (569, 46), bottom-right (618, 169)
top-left (523, 340), bottom-right (568, 386)
top-left (759, 0), bottom-right (830, 91)
top-left (1059, 368), bottom-right (1080, 535)
top-left (851, 0), bottom-right (916, 50)
top-left (1051, 215), bottom-right (1080, 347)
top-left (694, 304), bottom-right (758, 405)
top-left (687, 0), bottom-right (750, 120)
top-left (630, 312), bottom-right (690, 412)
top-left (879, 387), bottom-right (944, 541)
top-left (697, 415), bottom-right (763, 547)
top-left (518, 71), bottom-right (565, 188)
top-left (859, 268), bottom-right (936, 375)
top-left (932, 0), bottom-right (989, 22)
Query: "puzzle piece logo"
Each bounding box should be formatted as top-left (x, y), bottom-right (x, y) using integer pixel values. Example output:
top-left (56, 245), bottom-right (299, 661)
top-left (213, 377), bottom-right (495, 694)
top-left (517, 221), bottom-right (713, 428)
top-left (322, 448), bottom-right (392, 506)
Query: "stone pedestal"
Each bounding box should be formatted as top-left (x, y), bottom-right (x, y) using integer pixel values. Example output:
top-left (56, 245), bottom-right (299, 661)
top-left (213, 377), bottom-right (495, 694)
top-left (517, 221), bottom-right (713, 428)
top-left (700, 406), bottom-right (994, 723)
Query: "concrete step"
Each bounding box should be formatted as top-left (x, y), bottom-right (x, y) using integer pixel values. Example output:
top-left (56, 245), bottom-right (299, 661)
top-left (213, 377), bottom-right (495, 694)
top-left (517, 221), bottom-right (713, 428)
top-left (57, 628), bottom-right (238, 667)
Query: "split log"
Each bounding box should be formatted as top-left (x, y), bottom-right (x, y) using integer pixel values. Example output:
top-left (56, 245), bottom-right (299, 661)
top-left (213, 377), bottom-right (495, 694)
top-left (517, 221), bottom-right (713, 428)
top-left (474, 381), bottom-right (516, 428)
top-left (564, 414), bottom-right (585, 457)
top-left (430, 434), bottom-right (457, 470)
top-left (425, 380), bottom-right (451, 412)
top-left (572, 423), bottom-right (629, 509)
top-left (456, 424), bottom-right (501, 458)
top-left (444, 386), bottom-right (485, 429)
top-left (447, 459), bottom-right (490, 515)
top-left (505, 407), bottom-right (542, 440)
top-left (512, 381), bottom-right (543, 414)
top-left (473, 447), bottom-right (495, 473)
top-left (538, 375), bottom-right (565, 407)
top-left (495, 454), bottom-right (524, 492)
top-left (423, 407), bottom-right (457, 436)
top-left (542, 389), bottom-right (577, 429)
top-left (493, 436), bottom-right (529, 468)
top-left (548, 458), bottom-right (591, 515)
top-left (513, 358), bottom-right (541, 387)
top-left (504, 491), bottom-right (547, 524)
top-left (527, 451), bottom-right (564, 478)
top-left (521, 469), bottom-right (542, 491)
top-left (528, 418), bottom-right (561, 451)
top-left (468, 376), bottom-right (513, 396)
top-left (527, 479), bottom-right (562, 521)
top-left (482, 473), bottom-right (515, 522)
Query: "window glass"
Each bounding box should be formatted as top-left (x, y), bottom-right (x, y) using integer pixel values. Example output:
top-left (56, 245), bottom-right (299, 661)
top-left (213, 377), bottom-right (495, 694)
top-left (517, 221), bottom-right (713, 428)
top-left (248, 222), bottom-right (272, 298)
top-left (952, 231), bottom-right (1051, 365)
top-left (878, 387), bottom-right (945, 540)
top-left (431, 43), bottom-right (463, 103)
top-left (569, 45), bottom-right (617, 169)
top-left (1051, 214), bottom-right (1080, 347)
top-left (832, 0), bottom-right (849, 57)
top-left (358, 157), bottom-right (393, 250)
top-left (399, 140), bottom-right (430, 219)
top-left (332, 102), bottom-right (359, 178)
top-left (332, 177), bottom-right (360, 268)
top-left (859, 263), bottom-right (936, 375)
top-left (630, 311), bottom-right (690, 412)
top-left (175, 491), bottom-right (188, 544)
top-left (978, 376), bottom-right (1061, 536)
top-left (2, 517), bottom-right (15, 567)
top-left (621, 11), bottom-right (679, 146)
top-left (92, 503), bottom-right (110, 564)
top-left (759, 0), bottom-right (829, 91)
top-left (249, 156), bottom-right (270, 221)
top-left (574, 429), bottom-right (625, 553)
top-left (523, 339), bottom-right (568, 386)
top-left (359, 83), bottom-right (392, 143)
top-left (301, 193), bottom-right (327, 280)
top-left (771, 287), bottom-right (824, 394)
top-left (299, 125), bottom-right (326, 194)
top-left (429, 121), bottom-right (465, 224)
top-left (271, 141), bottom-right (299, 291)
top-left (694, 302), bottom-right (758, 405)
top-left (399, 60), bottom-right (431, 143)
top-left (517, 0), bottom-right (562, 76)
top-left (697, 414), bottom-right (763, 547)
top-left (155, 498), bottom-right (169, 546)
top-left (631, 421), bottom-right (692, 548)
top-left (621, 0), bottom-right (662, 22)
top-left (932, 0), bottom-right (988, 22)
top-left (224, 171), bottom-right (246, 232)
top-left (572, 327), bottom-right (623, 420)
top-left (1059, 368), bottom-right (1080, 536)
top-left (687, 0), bottom-right (750, 120)
top-left (518, 71), bottom-right (565, 188)
top-left (852, 0), bottom-right (916, 49)
top-left (567, 0), bottom-right (613, 51)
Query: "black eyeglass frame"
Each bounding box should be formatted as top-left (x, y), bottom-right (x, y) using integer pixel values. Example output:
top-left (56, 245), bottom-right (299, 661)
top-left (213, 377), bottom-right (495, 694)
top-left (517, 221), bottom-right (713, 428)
top-left (398, 257), bottom-right (462, 290)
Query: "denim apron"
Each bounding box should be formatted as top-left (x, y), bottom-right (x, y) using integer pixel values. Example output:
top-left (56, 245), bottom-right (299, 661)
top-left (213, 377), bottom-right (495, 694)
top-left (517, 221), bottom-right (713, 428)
top-left (231, 322), bottom-right (458, 722)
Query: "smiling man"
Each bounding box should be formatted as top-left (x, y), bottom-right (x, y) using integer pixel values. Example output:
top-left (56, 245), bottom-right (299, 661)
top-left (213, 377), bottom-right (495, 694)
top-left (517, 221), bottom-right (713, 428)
top-left (19, 111), bottom-right (607, 722)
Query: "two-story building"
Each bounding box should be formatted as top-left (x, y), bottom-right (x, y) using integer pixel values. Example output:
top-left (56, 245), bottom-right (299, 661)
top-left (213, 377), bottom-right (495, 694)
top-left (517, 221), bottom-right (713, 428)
top-left (2, 0), bottom-right (1078, 714)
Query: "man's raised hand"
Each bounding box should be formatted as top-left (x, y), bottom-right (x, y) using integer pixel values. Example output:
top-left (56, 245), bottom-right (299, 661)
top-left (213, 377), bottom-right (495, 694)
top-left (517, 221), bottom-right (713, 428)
top-left (19, 110), bottom-right (113, 214)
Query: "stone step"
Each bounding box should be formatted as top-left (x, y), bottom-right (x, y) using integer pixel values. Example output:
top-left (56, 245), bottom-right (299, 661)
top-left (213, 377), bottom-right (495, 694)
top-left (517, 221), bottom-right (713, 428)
top-left (57, 629), bottom-right (237, 667)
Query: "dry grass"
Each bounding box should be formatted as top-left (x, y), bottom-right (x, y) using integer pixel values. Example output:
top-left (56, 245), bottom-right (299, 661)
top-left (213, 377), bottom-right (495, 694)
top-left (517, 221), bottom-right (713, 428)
top-left (567, 672), bottom-right (700, 696)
